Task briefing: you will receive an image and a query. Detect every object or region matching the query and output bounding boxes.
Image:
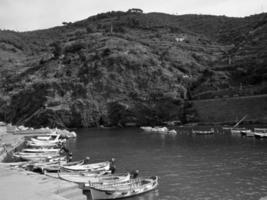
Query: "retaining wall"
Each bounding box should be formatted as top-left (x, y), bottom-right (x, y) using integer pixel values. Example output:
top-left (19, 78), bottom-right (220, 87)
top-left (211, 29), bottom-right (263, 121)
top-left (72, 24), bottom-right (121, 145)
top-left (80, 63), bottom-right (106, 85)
top-left (190, 94), bottom-right (267, 123)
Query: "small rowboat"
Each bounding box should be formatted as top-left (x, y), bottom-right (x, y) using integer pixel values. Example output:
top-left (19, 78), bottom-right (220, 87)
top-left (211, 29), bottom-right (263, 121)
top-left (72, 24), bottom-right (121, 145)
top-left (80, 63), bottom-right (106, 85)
top-left (240, 130), bottom-right (254, 137)
top-left (230, 128), bottom-right (247, 134)
top-left (61, 161), bottom-right (111, 172)
top-left (59, 172), bottom-right (129, 184)
top-left (30, 138), bottom-right (66, 145)
top-left (141, 126), bottom-right (176, 135)
top-left (254, 128), bottom-right (267, 138)
top-left (13, 151), bottom-right (59, 157)
top-left (26, 141), bottom-right (61, 148)
top-left (35, 133), bottom-right (58, 141)
top-left (141, 126), bottom-right (168, 133)
top-left (21, 148), bottom-right (61, 153)
top-left (192, 128), bottom-right (214, 135)
top-left (25, 159), bottom-right (68, 173)
top-left (140, 126), bottom-right (153, 132)
top-left (13, 152), bottom-right (61, 161)
top-left (88, 176), bottom-right (159, 200)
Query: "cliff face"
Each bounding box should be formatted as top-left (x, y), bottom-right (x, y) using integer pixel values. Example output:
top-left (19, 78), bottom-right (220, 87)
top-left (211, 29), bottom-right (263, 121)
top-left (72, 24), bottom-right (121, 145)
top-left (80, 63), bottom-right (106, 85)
top-left (0, 11), bottom-right (266, 127)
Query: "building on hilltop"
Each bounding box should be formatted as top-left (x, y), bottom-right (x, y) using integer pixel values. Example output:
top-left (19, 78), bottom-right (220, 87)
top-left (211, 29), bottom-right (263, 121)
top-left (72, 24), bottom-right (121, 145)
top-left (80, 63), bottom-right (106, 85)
top-left (127, 8), bottom-right (143, 13)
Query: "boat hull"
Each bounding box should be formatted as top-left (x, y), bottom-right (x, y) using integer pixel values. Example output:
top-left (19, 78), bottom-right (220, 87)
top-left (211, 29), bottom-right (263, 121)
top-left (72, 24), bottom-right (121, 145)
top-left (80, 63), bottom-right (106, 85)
top-left (89, 176), bottom-right (159, 200)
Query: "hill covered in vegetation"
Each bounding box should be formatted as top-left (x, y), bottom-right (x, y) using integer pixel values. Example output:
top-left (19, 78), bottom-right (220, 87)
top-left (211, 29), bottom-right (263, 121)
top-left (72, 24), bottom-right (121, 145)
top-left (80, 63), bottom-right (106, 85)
top-left (0, 10), bottom-right (266, 127)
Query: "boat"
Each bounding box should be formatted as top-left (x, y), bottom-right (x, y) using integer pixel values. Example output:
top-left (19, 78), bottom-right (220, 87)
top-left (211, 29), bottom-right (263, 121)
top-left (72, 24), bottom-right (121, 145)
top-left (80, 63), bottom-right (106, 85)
top-left (21, 148), bottom-right (61, 153)
top-left (254, 128), bottom-right (267, 138)
top-left (168, 129), bottom-right (177, 135)
top-left (59, 172), bottom-right (130, 184)
top-left (13, 152), bottom-right (61, 161)
top-left (25, 158), bottom-right (67, 173)
top-left (61, 160), bottom-right (112, 172)
top-left (192, 128), bottom-right (214, 135)
top-left (35, 133), bottom-right (58, 141)
top-left (230, 128), bottom-right (248, 134)
top-left (140, 126), bottom-right (153, 132)
top-left (30, 134), bottom-right (65, 144)
top-left (86, 176), bottom-right (159, 200)
top-left (26, 141), bottom-right (62, 148)
top-left (240, 130), bottom-right (254, 137)
top-left (141, 126), bottom-right (176, 134)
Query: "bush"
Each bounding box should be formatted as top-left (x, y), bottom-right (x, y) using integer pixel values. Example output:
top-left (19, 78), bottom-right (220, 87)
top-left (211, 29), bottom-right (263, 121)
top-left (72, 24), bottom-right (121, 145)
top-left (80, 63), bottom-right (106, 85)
top-left (50, 41), bottom-right (62, 58)
top-left (63, 42), bottom-right (86, 54)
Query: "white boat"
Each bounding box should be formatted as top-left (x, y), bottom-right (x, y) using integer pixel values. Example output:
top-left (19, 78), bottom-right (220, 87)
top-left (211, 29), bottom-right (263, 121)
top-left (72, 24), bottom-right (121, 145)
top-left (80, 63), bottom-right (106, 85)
top-left (19, 155), bottom-right (64, 162)
top-left (230, 128), bottom-right (247, 134)
top-left (254, 128), bottom-right (267, 138)
top-left (61, 161), bottom-right (112, 172)
top-left (25, 158), bottom-right (67, 173)
top-left (88, 176), bottom-right (159, 200)
top-left (13, 152), bottom-right (60, 161)
top-left (152, 127), bottom-right (168, 133)
top-left (168, 129), bottom-right (177, 135)
top-left (60, 172), bottom-right (129, 184)
top-left (240, 130), bottom-right (254, 137)
top-left (14, 151), bottom-right (59, 156)
top-left (21, 148), bottom-right (61, 153)
top-left (140, 126), bottom-right (153, 132)
top-left (35, 133), bottom-right (58, 141)
top-left (192, 128), bottom-right (215, 135)
top-left (26, 141), bottom-right (61, 148)
top-left (141, 126), bottom-right (169, 133)
top-left (31, 134), bottom-right (65, 144)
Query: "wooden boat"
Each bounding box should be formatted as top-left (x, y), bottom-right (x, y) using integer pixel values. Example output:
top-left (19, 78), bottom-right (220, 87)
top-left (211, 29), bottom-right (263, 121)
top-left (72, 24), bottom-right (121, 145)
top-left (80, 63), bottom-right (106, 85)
top-left (30, 135), bottom-right (65, 144)
top-left (35, 133), bottom-right (58, 141)
top-left (254, 128), bottom-right (267, 138)
top-left (26, 141), bottom-right (61, 148)
top-left (14, 151), bottom-right (59, 157)
top-left (21, 148), bottom-right (61, 153)
top-left (87, 176), bottom-right (159, 200)
top-left (13, 152), bottom-right (60, 161)
top-left (25, 159), bottom-right (67, 173)
top-left (61, 161), bottom-right (111, 172)
top-left (20, 155), bottom-right (65, 162)
top-left (59, 172), bottom-right (129, 184)
top-left (40, 160), bottom-right (87, 173)
top-left (192, 128), bottom-right (214, 135)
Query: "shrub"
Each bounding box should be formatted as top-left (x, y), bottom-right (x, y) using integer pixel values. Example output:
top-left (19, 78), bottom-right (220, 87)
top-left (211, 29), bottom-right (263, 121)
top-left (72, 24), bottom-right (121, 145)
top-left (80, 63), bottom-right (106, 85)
top-left (63, 42), bottom-right (86, 54)
top-left (50, 41), bottom-right (62, 58)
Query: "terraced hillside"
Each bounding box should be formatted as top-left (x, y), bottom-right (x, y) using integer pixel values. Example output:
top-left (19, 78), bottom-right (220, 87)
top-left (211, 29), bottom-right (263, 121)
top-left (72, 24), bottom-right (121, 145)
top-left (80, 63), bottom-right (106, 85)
top-left (0, 10), bottom-right (266, 127)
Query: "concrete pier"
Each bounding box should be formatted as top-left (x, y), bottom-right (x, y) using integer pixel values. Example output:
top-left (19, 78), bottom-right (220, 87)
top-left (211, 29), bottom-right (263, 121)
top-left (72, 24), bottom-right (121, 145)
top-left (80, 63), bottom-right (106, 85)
top-left (0, 126), bottom-right (87, 200)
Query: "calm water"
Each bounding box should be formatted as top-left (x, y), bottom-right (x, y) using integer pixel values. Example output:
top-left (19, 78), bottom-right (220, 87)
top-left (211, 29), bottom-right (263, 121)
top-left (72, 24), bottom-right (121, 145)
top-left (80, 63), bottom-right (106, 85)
top-left (68, 127), bottom-right (267, 200)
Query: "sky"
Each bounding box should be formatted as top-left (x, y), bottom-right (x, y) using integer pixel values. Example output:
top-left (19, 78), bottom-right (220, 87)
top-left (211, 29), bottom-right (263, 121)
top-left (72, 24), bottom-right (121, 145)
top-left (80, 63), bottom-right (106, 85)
top-left (0, 0), bottom-right (266, 31)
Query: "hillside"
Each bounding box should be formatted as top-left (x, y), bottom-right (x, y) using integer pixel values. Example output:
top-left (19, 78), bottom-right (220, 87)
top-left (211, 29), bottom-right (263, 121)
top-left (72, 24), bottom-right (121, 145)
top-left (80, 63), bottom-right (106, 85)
top-left (0, 10), bottom-right (266, 128)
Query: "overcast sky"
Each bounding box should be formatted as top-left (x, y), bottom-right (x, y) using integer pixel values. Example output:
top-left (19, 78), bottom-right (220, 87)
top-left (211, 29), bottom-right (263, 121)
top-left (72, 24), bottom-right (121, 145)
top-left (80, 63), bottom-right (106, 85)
top-left (0, 0), bottom-right (266, 31)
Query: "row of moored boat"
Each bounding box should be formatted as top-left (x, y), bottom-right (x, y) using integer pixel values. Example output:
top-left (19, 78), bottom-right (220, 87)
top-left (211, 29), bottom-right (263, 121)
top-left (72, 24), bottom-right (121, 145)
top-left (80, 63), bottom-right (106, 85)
top-left (230, 127), bottom-right (267, 138)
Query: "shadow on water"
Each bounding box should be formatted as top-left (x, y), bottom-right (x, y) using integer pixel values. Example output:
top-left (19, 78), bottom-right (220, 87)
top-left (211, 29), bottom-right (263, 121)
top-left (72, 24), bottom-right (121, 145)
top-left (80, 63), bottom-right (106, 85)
top-left (70, 127), bottom-right (267, 200)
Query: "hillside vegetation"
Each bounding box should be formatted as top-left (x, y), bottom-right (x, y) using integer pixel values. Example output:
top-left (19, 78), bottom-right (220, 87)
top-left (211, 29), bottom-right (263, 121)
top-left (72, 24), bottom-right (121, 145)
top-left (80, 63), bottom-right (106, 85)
top-left (0, 10), bottom-right (266, 127)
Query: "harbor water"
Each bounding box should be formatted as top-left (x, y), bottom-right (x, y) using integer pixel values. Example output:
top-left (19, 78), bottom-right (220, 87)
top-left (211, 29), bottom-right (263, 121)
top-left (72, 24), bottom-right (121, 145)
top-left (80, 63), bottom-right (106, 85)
top-left (68, 127), bottom-right (267, 200)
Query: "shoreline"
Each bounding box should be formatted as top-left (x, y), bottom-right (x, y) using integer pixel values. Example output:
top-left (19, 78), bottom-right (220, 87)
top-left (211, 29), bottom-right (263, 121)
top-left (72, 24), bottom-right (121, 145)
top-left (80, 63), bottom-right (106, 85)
top-left (0, 125), bottom-right (86, 200)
